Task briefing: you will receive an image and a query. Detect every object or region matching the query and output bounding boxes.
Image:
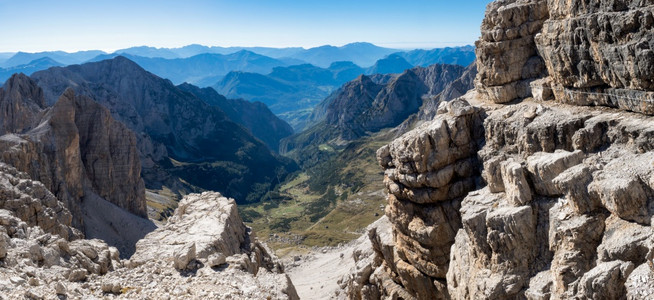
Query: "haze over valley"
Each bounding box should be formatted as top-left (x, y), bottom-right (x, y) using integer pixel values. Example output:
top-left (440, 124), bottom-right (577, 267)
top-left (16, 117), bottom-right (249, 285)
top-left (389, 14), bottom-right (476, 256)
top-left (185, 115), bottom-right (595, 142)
top-left (1, 0), bottom-right (654, 299)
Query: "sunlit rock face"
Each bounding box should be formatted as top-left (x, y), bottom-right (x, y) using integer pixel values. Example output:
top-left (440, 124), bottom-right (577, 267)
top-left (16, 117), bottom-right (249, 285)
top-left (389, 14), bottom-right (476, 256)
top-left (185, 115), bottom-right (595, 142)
top-left (341, 0), bottom-right (654, 299)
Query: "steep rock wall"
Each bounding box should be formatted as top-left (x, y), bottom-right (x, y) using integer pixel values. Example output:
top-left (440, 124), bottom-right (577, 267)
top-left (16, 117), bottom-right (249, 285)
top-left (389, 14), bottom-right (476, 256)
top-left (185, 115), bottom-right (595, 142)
top-left (477, 0), bottom-right (654, 114)
top-left (344, 1), bottom-right (654, 298)
top-left (0, 74), bottom-right (146, 228)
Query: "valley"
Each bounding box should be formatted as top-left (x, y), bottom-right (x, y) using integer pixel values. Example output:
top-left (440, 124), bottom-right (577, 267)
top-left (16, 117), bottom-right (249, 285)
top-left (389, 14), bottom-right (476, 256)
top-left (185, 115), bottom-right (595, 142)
top-left (1, 0), bottom-right (654, 298)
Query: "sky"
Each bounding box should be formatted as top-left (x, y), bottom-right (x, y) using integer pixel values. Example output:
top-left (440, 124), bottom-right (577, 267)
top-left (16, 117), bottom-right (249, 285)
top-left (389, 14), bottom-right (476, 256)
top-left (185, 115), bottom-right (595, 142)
top-left (0, 0), bottom-right (492, 53)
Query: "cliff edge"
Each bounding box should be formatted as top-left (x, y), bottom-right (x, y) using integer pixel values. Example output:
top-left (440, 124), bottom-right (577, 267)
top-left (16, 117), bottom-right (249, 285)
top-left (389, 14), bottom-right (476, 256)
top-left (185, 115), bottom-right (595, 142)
top-left (342, 0), bottom-right (654, 299)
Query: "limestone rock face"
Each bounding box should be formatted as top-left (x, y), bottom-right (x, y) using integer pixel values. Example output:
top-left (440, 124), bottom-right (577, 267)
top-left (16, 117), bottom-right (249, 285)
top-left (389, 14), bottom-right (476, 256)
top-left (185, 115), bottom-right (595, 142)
top-left (343, 99), bottom-right (483, 299)
top-left (0, 164), bottom-right (122, 296)
top-left (343, 94), bottom-right (654, 300)
top-left (475, 0), bottom-right (549, 103)
top-left (0, 163), bottom-right (82, 240)
top-left (131, 192), bottom-right (250, 267)
top-left (0, 73), bottom-right (45, 135)
top-left (340, 0), bottom-right (654, 299)
top-left (450, 102), bottom-right (654, 300)
top-left (475, 0), bottom-right (654, 112)
top-left (71, 91), bottom-right (146, 217)
top-left (358, 99), bottom-right (654, 299)
top-left (0, 79), bottom-right (146, 228)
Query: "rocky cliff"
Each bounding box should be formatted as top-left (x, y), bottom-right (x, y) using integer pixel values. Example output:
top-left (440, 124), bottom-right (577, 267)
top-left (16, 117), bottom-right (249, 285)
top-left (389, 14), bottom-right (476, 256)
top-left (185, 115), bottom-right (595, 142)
top-left (0, 74), bottom-right (146, 230)
top-left (342, 0), bottom-right (654, 299)
top-left (476, 0), bottom-right (654, 111)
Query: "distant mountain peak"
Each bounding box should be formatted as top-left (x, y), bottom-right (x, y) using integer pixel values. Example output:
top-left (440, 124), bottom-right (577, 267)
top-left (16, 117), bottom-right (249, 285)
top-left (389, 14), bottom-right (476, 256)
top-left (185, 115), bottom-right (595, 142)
top-left (341, 42), bottom-right (379, 48)
top-left (28, 56), bottom-right (61, 65)
top-left (101, 55), bottom-right (148, 71)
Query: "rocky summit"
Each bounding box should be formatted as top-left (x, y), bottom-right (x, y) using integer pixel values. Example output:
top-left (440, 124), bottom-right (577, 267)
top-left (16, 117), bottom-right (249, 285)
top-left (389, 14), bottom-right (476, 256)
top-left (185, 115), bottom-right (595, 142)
top-left (339, 0), bottom-right (654, 299)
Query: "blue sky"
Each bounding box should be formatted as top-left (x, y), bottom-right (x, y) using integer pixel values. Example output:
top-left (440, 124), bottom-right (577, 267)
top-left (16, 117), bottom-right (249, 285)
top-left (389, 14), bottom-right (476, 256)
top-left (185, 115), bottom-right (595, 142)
top-left (0, 0), bottom-right (492, 52)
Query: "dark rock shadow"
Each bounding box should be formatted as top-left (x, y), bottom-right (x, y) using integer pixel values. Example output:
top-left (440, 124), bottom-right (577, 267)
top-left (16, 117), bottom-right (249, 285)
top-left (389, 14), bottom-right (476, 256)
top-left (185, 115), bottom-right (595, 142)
top-left (81, 192), bottom-right (157, 258)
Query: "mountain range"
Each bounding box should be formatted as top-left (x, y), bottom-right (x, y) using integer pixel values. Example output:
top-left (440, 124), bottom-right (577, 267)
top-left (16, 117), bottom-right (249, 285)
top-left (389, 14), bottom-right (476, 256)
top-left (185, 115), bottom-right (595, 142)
top-left (176, 83), bottom-right (294, 151)
top-left (89, 51), bottom-right (303, 87)
top-left (30, 56), bottom-right (297, 204)
top-left (280, 63), bottom-right (474, 168)
top-left (114, 42), bottom-right (398, 67)
top-left (0, 57), bottom-right (64, 83)
top-left (213, 48), bottom-right (474, 130)
top-left (0, 50), bottom-right (105, 68)
top-left (213, 62), bottom-right (364, 129)
top-left (0, 43), bottom-right (474, 85)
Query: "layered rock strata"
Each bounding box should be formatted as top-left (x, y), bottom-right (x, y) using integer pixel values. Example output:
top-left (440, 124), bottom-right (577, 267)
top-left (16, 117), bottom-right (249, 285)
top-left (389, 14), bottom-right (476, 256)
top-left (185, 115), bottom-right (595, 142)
top-left (448, 101), bottom-right (654, 299)
top-left (0, 164), bottom-right (123, 297)
top-left (343, 98), bottom-right (485, 299)
top-left (536, 0), bottom-right (654, 114)
top-left (344, 0), bottom-right (654, 298)
top-left (476, 0), bottom-right (654, 113)
top-left (475, 0), bottom-right (549, 104)
top-left (345, 95), bottom-right (654, 299)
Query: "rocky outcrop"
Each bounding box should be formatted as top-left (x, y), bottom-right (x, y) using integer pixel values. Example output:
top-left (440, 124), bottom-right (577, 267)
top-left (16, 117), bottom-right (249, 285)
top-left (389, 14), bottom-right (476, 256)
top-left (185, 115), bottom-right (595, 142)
top-left (0, 163), bottom-right (82, 240)
top-left (345, 95), bottom-right (654, 299)
top-left (475, 0), bottom-right (654, 113)
top-left (344, 1), bottom-right (654, 299)
top-left (475, 0), bottom-right (549, 104)
top-left (0, 164), bottom-right (122, 297)
top-left (448, 101), bottom-right (654, 299)
top-left (0, 184), bottom-right (298, 299)
top-left (536, 0), bottom-right (654, 114)
top-left (0, 75), bottom-right (146, 229)
top-left (342, 99), bottom-right (484, 299)
top-left (130, 192), bottom-right (282, 274)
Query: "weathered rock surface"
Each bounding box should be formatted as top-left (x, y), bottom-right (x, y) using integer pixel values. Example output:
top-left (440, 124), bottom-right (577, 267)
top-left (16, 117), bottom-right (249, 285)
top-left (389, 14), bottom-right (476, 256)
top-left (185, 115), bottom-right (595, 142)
top-left (344, 5), bottom-right (654, 292)
top-left (0, 189), bottom-right (298, 299)
top-left (476, 0), bottom-right (654, 113)
top-left (131, 192), bottom-right (277, 274)
top-left (475, 0), bottom-right (549, 103)
top-left (455, 98), bottom-right (654, 299)
top-left (342, 93), bottom-right (654, 299)
top-left (0, 164), bottom-right (122, 297)
top-left (0, 163), bottom-right (81, 241)
top-left (342, 99), bottom-right (483, 299)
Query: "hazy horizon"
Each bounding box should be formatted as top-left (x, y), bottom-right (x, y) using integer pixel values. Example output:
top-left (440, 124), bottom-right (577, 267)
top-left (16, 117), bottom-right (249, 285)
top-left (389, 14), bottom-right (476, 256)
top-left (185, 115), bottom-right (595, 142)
top-left (0, 42), bottom-right (477, 55)
top-left (0, 0), bottom-right (491, 53)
